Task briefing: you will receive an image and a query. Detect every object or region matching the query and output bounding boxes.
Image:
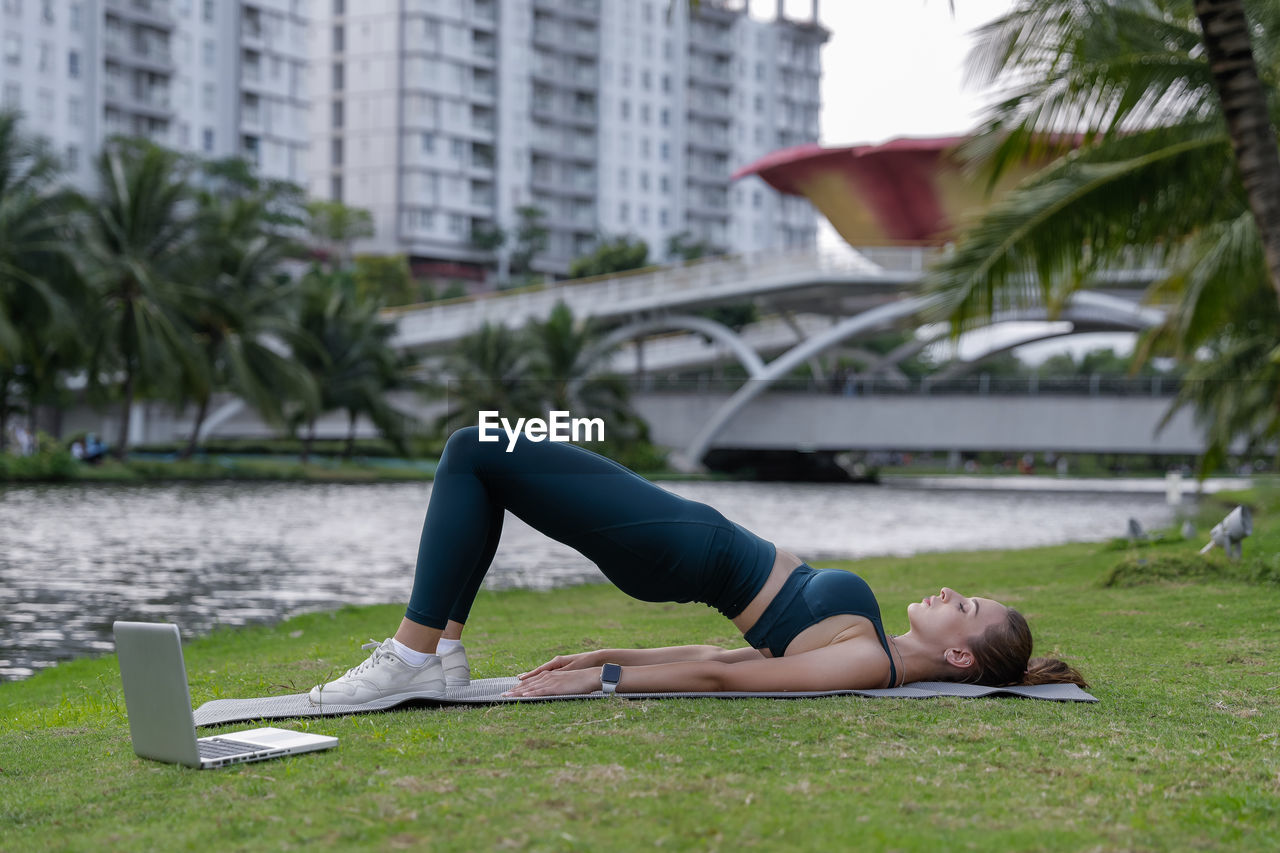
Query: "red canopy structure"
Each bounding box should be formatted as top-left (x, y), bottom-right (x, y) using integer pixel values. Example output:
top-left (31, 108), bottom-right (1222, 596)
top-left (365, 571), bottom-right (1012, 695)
top-left (732, 136), bottom-right (1045, 247)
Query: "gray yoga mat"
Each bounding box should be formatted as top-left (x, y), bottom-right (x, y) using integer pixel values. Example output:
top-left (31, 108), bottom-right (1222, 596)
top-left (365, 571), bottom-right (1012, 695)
top-left (192, 677), bottom-right (1097, 727)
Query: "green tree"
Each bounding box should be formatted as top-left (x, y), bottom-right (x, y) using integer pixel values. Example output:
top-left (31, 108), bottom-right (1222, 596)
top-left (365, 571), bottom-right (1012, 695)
top-left (78, 138), bottom-right (201, 459)
top-left (306, 199), bottom-right (374, 270)
top-left (509, 205), bottom-right (549, 281)
top-left (0, 110), bottom-right (80, 450)
top-left (568, 235), bottom-right (650, 279)
top-left (175, 176), bottom-right (317, 458)
top-left (429, 320), bottom-right (544, 435)
top-left (290, 267), bottom-right (416, 461)
top-left (353, 254), bottom-right (416, 306)
top-left (926, 0), bottom-right (1280, 476)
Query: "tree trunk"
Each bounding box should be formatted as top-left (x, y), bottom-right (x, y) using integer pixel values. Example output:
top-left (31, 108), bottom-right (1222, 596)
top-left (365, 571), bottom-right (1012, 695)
top-left (301, 418), bottom-right (316, 464)
top-left (0, 389), bottom-right (8, 454)
top-left (181, 394), bottom-right (211, 461)
top-left (344, 409), bottom-right (357, 459)
top-left (116, 364), bottom-right (134, 461)
top-left (1194, 0), bottom-right (1280, 305)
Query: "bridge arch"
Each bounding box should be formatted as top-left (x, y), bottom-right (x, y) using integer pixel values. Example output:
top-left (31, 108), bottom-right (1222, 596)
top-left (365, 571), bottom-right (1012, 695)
top-left (581, 314), bottom-right (768, 380)
top-left (671, 291), bottom-right (1167, 472)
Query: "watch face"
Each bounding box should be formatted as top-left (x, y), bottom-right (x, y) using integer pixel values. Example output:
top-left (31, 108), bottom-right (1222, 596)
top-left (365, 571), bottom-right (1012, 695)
top-left (603, 663), bottom-right (622, 683)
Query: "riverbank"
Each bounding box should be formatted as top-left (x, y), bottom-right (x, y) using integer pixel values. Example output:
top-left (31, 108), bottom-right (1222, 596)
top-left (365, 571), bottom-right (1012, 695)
top-left (2, 487), bottom-right (1276, 850)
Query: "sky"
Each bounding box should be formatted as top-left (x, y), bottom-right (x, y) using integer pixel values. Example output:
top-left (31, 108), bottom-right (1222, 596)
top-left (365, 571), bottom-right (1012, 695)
top-left (759, 0), bottom-right (1137, 365)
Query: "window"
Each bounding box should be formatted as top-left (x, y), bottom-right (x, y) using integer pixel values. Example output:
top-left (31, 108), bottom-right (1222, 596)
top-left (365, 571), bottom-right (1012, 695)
top-left (203, 39), bottom-right (215, 68)
top-left (659, 141), bottom-right (669, 161)
top-left (421, 131), bottom-right (435, 153)
top-left (640, 104), bottom-right (649, 124)
top-left (661, 74), bottom-right (670, 93)
top-left (619, 202), bottom-right (628, 223)
top-left (68, 50), bottom-right (79, 78)
top-left (37, 42), bottom-right (50, 72)
top-left (332, 25), bottom-right (344, 52)
top-left (332, 100), bottom-right (344, 128)
top-left (660, 108), bottom-right (669, 127)
top-left (1, 83), bottom-right (18, 106)
top-left (36, 88), bottom-right (52, 120)
top-left (330, 175), bottom-right (343, 201)
top-left (448, 213), bottom-right (465, 235)
top-left (753, 191), bottom-right (762, 209)
top-left (620, 99), bottom-right (629, 119)
top-left (639, 172), bottom-right (649, 191)
top-left (331, 137), bottom-right (343, 166)
top-left (202, 0), bottom-right (214, 23)
top-left (333, 0), bottom-right (344, 13)
top-left (70, 1), bottom-right (81, 31)
top-left (65, 144), bottom-right (78, 169)
top-left (2, 0), bottom-right (21, 16)
top-left (618, 167), bottom-right (627, 189)
top-left (451, 138), bottom-right (465, 160)
top-left (641, 70), bottom-right (650, 90)
top-left (68, 95), bottom-right (81, 125)
top-left (203, 127), bottom-right (215, 151)
top-left (659, 208), bottom-right (668, 226)
top-left (640, 138), bottom-right (649, 158)
top-left (660, 175), bottom-right (670, 194)
top-left (332, 62), bottom-right (344, 90)
top-left (2, 33), bottom-right (18, 65)
top-left (202, 82), bottom-right (215, 111)
top-left (639, 206), bottom-right (648, 225)
top-left (40, 0), bottom-right (51, 23)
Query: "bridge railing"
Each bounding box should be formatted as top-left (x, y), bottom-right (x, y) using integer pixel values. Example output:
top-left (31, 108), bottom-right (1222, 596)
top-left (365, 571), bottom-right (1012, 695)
top-left (623, 375), bottom-right (1184, 397)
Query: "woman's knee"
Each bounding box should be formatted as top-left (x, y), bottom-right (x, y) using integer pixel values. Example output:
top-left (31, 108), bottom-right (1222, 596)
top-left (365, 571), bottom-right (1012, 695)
top-left (441, 424), bottom-right (517, 471)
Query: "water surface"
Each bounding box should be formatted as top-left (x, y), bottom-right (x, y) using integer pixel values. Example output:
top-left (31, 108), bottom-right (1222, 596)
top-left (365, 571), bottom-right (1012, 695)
top-left (0, 480), bottom-right (1184, 681)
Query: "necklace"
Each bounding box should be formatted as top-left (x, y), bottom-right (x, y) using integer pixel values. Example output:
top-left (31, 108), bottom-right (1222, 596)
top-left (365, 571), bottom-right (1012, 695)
top-left (888, 634), bottom-right (907, 688)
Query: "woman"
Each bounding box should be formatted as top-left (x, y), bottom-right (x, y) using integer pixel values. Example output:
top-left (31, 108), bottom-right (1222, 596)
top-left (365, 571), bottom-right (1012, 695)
top-left (310, 426), bottom-right (1085, 705)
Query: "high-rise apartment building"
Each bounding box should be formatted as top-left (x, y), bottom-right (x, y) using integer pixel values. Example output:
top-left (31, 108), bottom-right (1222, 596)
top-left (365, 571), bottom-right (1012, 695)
top-left (311, 0), bottom-right (826, 277)
top-left (0, 0), bottom-right (309, 187)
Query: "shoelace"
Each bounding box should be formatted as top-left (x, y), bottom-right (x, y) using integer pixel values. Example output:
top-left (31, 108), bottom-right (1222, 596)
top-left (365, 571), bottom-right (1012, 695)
top-left (342, 640), bottom-right (387, 679)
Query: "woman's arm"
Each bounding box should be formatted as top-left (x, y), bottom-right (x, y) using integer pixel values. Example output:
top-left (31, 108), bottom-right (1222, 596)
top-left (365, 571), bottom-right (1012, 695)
top-left (519, 644), bottom-right (762, 678)
top-left (505, 641), bottom-right (889, 696)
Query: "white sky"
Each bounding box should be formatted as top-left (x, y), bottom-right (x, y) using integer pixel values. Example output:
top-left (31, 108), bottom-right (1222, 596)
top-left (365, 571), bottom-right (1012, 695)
top-left (765, 0), bottom-right (1135, 365)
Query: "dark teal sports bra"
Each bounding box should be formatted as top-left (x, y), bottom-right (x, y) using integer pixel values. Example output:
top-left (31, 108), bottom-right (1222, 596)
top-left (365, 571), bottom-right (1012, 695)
top-left (742, 564), bottom-right (897, 686)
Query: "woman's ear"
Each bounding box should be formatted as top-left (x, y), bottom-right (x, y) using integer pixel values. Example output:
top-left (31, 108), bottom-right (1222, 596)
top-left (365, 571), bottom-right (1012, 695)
top-left (944, 647), bottom-right (975, 670)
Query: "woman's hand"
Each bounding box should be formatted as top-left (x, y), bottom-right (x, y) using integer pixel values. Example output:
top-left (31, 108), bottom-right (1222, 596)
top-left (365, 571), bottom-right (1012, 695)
top-left (502, 666), bottom-right (602, 698)
top-left (517, 650), bottom-right (602, 680)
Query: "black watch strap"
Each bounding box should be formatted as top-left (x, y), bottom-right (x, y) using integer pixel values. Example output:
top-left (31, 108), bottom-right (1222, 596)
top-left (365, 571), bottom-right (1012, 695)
top-left (601, 663), bottom-right (622, 695)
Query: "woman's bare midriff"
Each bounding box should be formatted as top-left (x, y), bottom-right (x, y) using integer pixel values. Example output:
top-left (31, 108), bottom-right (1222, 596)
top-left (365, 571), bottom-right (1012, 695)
top-left (730, 546), bottom-right (885, 660)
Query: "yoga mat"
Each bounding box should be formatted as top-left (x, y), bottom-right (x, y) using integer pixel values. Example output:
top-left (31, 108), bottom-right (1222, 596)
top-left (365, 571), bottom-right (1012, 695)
top-left (192, 677), bottom-right (1097, 727)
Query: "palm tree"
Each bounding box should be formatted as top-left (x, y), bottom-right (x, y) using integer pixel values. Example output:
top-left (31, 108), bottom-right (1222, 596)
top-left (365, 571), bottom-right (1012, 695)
top-left (926, 0), bottom-right (1280, 475)
top-left (0, 110), bottom-right (79, 450)
top-left (176, 179), bottom-right (316, 458)
top-left (290, 267), bottom-right (417, 461)
top-left (526, 302), bottom-right (650, 446)
top-left (77, 138), bottom-right (201, 459)
top-left (429, 320), bottom-right (544, 436)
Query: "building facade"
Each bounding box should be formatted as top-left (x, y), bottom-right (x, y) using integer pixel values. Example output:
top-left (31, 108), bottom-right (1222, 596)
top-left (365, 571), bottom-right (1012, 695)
top-left (0, 0), bottom-right (309, 186)
top-left (310, 0), bottom-right (827, 276)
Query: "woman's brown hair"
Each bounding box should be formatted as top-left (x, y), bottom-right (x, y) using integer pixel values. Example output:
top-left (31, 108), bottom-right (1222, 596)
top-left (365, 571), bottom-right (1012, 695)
top-left (963, 608), bottom-right (1088, 688)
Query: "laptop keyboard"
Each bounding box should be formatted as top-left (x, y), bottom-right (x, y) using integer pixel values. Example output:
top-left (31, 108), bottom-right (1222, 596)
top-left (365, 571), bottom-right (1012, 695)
top-left (198, 738), bottom-right (264, 759)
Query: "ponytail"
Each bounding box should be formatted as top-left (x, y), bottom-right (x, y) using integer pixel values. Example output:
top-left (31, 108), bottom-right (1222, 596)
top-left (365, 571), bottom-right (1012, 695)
top-left (1023, 656), bottom-right (1088, 688)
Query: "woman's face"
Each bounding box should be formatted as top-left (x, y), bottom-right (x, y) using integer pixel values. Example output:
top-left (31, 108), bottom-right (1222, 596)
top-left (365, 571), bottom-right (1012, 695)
top-left (906, 587), bottom-right (1007, 647)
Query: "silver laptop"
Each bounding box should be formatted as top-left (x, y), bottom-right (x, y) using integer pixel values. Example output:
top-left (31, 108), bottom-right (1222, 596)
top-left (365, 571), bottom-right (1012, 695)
top-left (113, 621), bottom-right (337, 769)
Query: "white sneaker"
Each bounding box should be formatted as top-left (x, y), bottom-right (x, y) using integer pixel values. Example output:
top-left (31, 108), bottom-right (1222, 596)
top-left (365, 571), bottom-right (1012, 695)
top-left (309, 639), bottom-right (446, 706)
top-left (441, 643), bottom-right (470, 689)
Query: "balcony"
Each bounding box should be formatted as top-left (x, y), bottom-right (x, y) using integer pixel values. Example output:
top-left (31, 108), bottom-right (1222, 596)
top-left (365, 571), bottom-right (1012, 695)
top-left (105, 0), bottom-right (175, 30)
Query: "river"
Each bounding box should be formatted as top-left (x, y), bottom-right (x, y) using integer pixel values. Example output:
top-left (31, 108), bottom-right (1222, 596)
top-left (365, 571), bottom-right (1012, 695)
top-left (0, 478), bottom-right (1209, 681)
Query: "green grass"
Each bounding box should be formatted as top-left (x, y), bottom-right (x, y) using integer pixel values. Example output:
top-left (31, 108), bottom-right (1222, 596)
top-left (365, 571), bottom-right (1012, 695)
top-left (2, 488), bottom-right (1279, 851)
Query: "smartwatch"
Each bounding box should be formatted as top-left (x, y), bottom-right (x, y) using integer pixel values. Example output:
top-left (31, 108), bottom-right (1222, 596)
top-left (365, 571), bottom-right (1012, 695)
top-left (601, 663), bottom-right (622, 695)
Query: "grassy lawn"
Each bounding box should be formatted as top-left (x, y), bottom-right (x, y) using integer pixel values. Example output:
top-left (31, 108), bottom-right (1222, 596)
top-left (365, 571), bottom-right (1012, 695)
top-left (2, 489), bottom-right (1278, 851)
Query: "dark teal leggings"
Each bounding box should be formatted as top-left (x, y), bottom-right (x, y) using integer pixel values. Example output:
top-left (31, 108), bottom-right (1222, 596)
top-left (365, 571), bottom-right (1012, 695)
top-left (405, 426), bottom-right (776, 629)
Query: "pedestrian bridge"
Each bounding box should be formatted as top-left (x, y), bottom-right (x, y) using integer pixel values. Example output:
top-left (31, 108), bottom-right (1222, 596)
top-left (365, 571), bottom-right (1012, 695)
top-left (627, 379), bottom-right (1220, 458)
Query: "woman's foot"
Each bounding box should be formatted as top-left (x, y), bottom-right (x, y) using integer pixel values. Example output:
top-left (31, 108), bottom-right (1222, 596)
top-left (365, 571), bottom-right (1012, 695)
top-left (309, 639), bottom-right (446, 706)
top-left (440, 643), bottom-right (470, 688)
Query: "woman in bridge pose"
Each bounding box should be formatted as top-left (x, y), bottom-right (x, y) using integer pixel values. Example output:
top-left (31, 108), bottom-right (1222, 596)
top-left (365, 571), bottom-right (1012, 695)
top-left (310, 426), bottom-right (1085, 705)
